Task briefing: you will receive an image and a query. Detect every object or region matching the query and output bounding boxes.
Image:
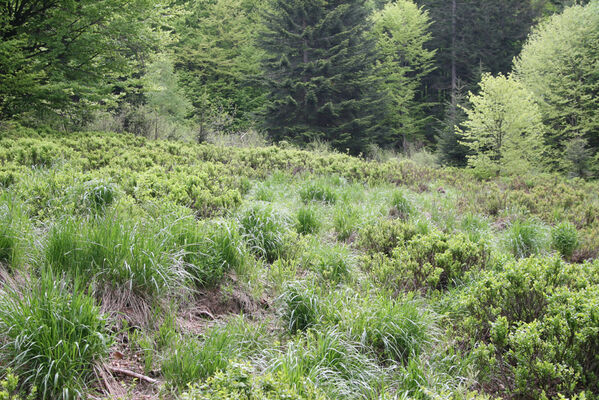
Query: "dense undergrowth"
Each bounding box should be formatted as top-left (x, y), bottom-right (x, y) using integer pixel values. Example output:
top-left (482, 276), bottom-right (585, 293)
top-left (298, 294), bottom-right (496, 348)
top-left (0, 125), bottom-right (598, 399)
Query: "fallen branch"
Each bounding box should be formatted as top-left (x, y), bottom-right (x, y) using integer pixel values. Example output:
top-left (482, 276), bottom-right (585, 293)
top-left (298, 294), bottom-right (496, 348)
top-left (108, 366), bottom-right (158, 384)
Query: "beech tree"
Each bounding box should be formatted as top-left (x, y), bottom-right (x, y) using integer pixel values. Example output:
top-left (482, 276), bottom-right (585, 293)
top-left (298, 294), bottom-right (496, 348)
top-left (514, 1), bottom-right (599, 171)
top-left (459, 74), bottom-right (546, 178)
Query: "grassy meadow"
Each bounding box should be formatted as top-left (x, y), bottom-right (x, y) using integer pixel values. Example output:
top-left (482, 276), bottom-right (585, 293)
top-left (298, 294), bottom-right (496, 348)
top-left (1, 125), bottom-right (599, 399)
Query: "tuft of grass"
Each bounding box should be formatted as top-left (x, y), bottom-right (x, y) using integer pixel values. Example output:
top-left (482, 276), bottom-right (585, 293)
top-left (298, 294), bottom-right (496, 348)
top-left (162, 316), bottom-right (269, 389)
top-left (300, 180), bottom-right (338, 204)
top-left (504, 219), bottom-right (547, 258)
top-left (307, 243), bottom-right (354, 283)
top-left (551, 222), bottom-right (578, 259)
top-left (333, 203), bottom-right (361, 241)
top-left (0, 271), bottom-right (110, 400)
top-left (44, 212), bottom-right (187, 299)
top-left (0, 193), bottom-right (30, 269)
top-left (391, 190), bottom-right (413, 220)
top-left (279, 281), bottom-right (323, 333)
top-left (170, 217), bottom-right (246, 287)
top-left (296, 205), bottom-right (321, 235)
top-left (269, 327), bottom-right (387, 399)
top-left (238, 203), bottom-right (292, 262)
top-left (337, 293), bottom-right (433, 364)
top-left (80, 180), bottom-right (117, 211)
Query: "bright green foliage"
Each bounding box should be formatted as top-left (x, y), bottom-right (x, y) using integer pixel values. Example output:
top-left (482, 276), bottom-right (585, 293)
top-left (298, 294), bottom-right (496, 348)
top-left (0, 273), bottom-right (110, 400)
top-left (0, 0), bottom-right (164, 125)
top-left (173, 0), bottom-right (264, 133)
top-left (366, 231), bottom-right (488, 292)
top-left (238, 203), bottom-right (292, 262)
top-left (459, 73), bottom-right (546, 178)
top-left (181, 363), bottom-right (328, 400)
top-left (259, 0), bottom-right (387, 153)
top-left (514, 2), bottom-right (599, 170)
top-left (0, 370), bottom-right (36, 400)
top-left (140, 54), bottom-right (193, 140)
top-left (462, 256), bottom-right (599, 398)
top-left (504, 219), bottom-right (547, 258)
top-left (371, 0), bottom-right (436, 144)
top-left (358, 218), bottom-right (419, 256)
top-left (551, 222), bottom-right (579, 259)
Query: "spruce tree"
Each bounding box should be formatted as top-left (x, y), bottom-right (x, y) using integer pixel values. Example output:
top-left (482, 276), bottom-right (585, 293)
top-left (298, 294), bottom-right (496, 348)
top-left (259, 0), bottom-right (387, 154)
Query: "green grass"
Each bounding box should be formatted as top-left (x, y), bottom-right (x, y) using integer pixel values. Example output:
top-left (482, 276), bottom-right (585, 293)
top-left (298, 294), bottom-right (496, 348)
top-left (238, 202), bottom-right (292, 262)
top-left (44, 211), bottom-right (188, 298)
top-left (1, 129), bottom-right (599, 399)
top-left (0, 271), bottom-right (110, 400)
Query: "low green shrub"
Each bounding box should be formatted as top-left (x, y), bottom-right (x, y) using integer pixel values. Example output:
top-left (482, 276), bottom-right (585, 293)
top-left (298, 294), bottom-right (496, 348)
top-left (0, 370), bottom-right (37, 400)
top-left (296, 205), bottom-right (321, 235)
top-left (366, 231), bottom-right (488, 293)
top-left (181, 363), bottom-right (328, 400)
top-left (0, 273), bottom-right (110, 400)
top-left (504, 219), bottom-right (547, 258)
top-left (551, 221), bottom-right (579, 259)
top-left (238, 203), bottom-right (292, 262)
top-left (462, 256), bottom-right (599, 398)
top-left (357, 218), bottom-right (419, 256)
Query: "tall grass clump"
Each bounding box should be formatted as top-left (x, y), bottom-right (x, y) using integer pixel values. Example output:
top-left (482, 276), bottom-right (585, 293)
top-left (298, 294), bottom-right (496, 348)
top-left (269, 328), bottom-right (386, 399)
top-left (238, 203), bottom-right (291, 262)
top-left (307, 244), bottom-right (354, 283)
top-left (45, 212), bottom-right (185, 299)
top-left (333, 203), bottom-right (361, 241)
top-left (504, 219), bottom-right (547, 258)
top-left (296, 205), bottom-right (321, 235)
top-left (169, 217), bottom-right (246, 287)
top-left (391, 190), bottom-right (413, 220)
top-left (279, 281), bottom-right (324, 333)
top-left (79, 180), bottom-right (118, 212)
top-left (551, 222), bottom-right (578, 259)
top-left (162, 316), bottom-right (269, 389)
top-left (337, 293), bottom-right (433, 364)
top-left (300, 180), bottom-right (338, 204)
top-left (0, 272), bottom-right (110, 400)
top-left (0, 193), bottom-right (29, 269)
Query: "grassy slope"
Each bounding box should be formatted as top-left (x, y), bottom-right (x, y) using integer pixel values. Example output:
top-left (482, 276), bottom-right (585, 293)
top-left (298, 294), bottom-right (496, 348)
top-left (0, 126), bottom-right (598, 399)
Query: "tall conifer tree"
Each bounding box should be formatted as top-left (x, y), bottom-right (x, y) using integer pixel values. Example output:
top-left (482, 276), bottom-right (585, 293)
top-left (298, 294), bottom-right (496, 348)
top-left (259, 0), bottom-right (386, 153)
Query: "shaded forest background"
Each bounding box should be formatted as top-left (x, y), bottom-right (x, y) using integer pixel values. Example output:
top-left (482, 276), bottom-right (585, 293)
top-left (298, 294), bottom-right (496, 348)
top-left (0, 0), bottom-right (596, 176)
